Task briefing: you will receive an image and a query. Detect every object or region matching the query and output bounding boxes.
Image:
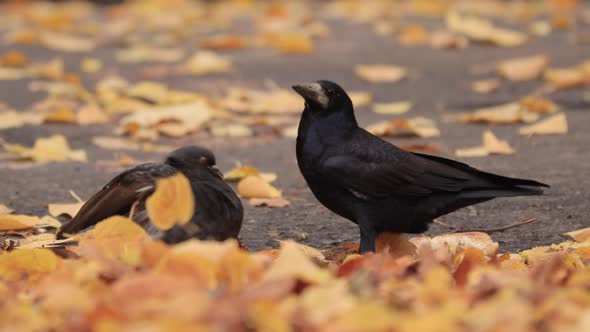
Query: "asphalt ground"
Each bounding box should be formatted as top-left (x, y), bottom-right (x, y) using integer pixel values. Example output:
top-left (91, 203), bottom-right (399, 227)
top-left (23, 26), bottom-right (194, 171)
top-left (1, 17), bottom-right (589, 252)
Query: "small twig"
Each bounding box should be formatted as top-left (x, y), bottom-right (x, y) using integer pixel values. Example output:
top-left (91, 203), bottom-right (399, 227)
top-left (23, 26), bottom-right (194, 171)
top-left (434, 217), bottom-right (540, 233)
top-left (69, 190), bottom-right (84, 203)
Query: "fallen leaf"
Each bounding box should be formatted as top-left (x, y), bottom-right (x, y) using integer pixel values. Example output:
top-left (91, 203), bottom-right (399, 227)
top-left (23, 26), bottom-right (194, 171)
top-left (366, 117), bottom-right (440, 138)
top-left (225, 164), bottom-right (277, 183)
top-left (0, 50), bottom-right (29, 68)
top-left (238, 176), bottom-right (282, 199)
top-left (146, 173), bottom-right (195, 231)
top-left (375, 232), bottom-right (417, 258)
top-left (43, 107), bottom-right (77, 124)
top-left (0, 214), bottom-right (41, 230)
top-left (0, 110), bottom-right (43, 129)
top-left (210, 124), bottom-right (253, 137)
top-left (519, 113), bottom-right (568, 136)
top-left (460, 102), bottom-right (539, 124)
top-left (411, 232), bottom-right (499, 256)
top-left (0, 249), bottom-right (60, 282)
top-left (0, 204), bottom-right (13, 214)
top-left (48, 202), bottom-right (84, 218)
top-left (80, 57), bottom-right (102, 73)
top-left (564, 227), bottom-right (590, 243)
top-left (398, 23), bottom-right (429, 46)
top-left (92, 136), bottom-right (140, 151)
top-left (372, 101), bottom-right (412, 115)
top-left (2, 135), bottom-right (86, 163)
top-left (272, 33), bottom-right (314, 54)
top-left (472, 79), bottom-right (500, 94)
top-left (455, 130), bottom-right (514, 157)
top-left (40, 32), bottom-right (95, 52)
top-left (497, 55), bottom-right (549, 81)
top-left (446, 11), bottom-right (527, 47)
top-left (349, 91), bottom-right (373, 108)
top-left (519, 96), bottom-right (558, 114)
top-left (201, 35), bottom-right (250, 50)
top-left (263, 240), bottom-right (331, 283)
top-left (355, 64), bottom-right (407, 83)
top-left (116, 46), bottom-right (184, 63)
top-left (249, 198), bottom-right (290, 208)
top-left (77, 104), bottom-right (109, 125)
top-left (182, 51), bottom-right (232, 75)
top-left (222, 87), bottom-right (301, 114)
top-left (544, 67), bottom-right (590, 89)
top-left (529, 20), bottom-right (552, 36)
top-left (429, 30), bottom-right (468, 49)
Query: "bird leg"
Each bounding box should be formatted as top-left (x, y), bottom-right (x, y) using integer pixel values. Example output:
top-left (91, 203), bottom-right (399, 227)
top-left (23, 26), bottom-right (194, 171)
top-left (359, 224), bottom-right (377, 253)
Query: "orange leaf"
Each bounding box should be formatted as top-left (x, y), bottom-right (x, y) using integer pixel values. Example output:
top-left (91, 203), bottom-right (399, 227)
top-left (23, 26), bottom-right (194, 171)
top-left (146, 173), bottom-right (195, 231)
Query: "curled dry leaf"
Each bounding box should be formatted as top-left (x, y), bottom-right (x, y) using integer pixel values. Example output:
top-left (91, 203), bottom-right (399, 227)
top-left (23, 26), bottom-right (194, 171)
top-left (263, 240), bottom-right (331, 283)
top-left (222, 87), bottom-right (301, 114)
top-left (0, 50), bottom-right (29, 68)
top-left (411, 232), bottom-right (499, 256)
top-left (238, 176), bottom-right (282, 199)
top-left (225, 164), bottom-right (277, 183)
top-left (429, 30), bottom-right (468, 49)
top-left (210, 124), bottom-right (253, 137)
top-left (201, 35), bottom-right (250, 50)
top-left (497, 55), bottom-right (549, 81)
top-left (0, 204), bottom-right (13, 214)
top-left (0, 249), bottom-right (61, 282)
top-left (146, 173), bottom-right (195, 231)
top-left (0, 214), bottom-right (41, 230)
top-left (564, 227), bottom-right (590, 243)
top-left (398, 23), bottom-right (429, 46)
top-left (2, 135), bottom-right (86, 163)
top-left (366, 117), bottom-right (440, 138)
top-left (80, 57), bottom-right (102, 73)
top-left (116, 47), bottom-right (184, 64)
top-left (355, 64), bottom-right (407, 83)
top-left (348, 91), bottom-right (373, 108)
top-left (446, 11), bottom-right (527, 47)
top-left (460, 102), bottom-right (539, 124)
top-left (39, 32), bottom-right (96, 52)
top-left (519, 96), bottom-right (557, 114)
top-left (182, 51), bottom-right (232, 75)
top-left (272, 33), bottom-right (314, 54)
top-left (519, 112), bottom-right (568, 136)
top-left (48, 202), bottom-right (85, 219)
top-left (375, 232), bottom-right (417, 258)
top-left (372, 101), bottom-right (412, 115)
top-left (455, 130), bottom-right (514, 157)
top-left (544, 67), bottom-right (590, 89)
top-left (43, 108), bottom-right (77, 124)
top-left (0, 110), bottom-right (43, 129)
top-left (249, 198), bottom-right (291, 208)
top-left (77, 104), bottom-right (109, 125)
top-left (472, 79), bottom-right (500, 94)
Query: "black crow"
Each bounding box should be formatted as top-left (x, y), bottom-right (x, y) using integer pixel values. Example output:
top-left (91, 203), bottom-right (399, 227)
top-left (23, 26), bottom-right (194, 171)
top-left (293, 80), bottom-right (549, 253)
top-left (56, 146), bottom-right (243, 243)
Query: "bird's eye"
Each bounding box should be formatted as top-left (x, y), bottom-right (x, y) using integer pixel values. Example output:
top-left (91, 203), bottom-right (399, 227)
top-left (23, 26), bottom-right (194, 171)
top-left (198, 156), bottom-right (208, 165)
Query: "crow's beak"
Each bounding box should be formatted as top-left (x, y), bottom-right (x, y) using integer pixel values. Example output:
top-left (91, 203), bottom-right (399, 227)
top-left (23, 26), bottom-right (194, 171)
top-left (292, 83), bottom-right (329, 109)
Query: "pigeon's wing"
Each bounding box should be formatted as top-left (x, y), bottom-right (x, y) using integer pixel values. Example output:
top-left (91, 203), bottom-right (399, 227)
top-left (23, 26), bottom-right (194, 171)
top-left (56, 163), bottom-right (177, 238)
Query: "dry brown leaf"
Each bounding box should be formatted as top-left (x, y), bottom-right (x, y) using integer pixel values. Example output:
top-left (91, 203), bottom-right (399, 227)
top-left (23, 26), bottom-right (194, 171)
top-left (376, 233), bottom-right (417, 258)
top-left (446, 11), bottom-right (527, 47)
top-left (273, 33), bottom-right (314, 54)
top-left (429, 30), bottom-right (468, 49)
top-left (0, 50), bottom-right (29, 68)
top-left (249, 198), bottom-right (291, 208)
top-left (455, 130), bottom-right (514, 157)
top-left (146, 173), bottom-right (195, 231)
top-left (238, 176), bottom-right (282, 199)
top-left (348, 91), bottom-right (373, 108)
top-left (0, 110), bottom-right (43, 129)
top-left (0, 204), bottom-right (13, 214)
top-left (80, 57), bottom-right (102, 73)
top-left (77, 104), bottom-right (109, 125)
top-left (411, 232), bottom-right (499, 256)
top-left (497, 55), bottom-right (549, 81)
top-left (519, 96), bottom-right (558, 114)
top-left (48, 202), bottom-right (84, 218)
top-left (182, 51), bottom-right (232, 75)
top-left (460, 102), bottom-right (539, 124)
top-left (472, 79), bottom-right (500, 94)
top-left (366, 117), bottom-right (440, 138)
top-left (544, 67), bottom-right (590, 89)
top-left (263, 240), bottom-right (331, 283)
top-left (116, 47), bottom-right (184, 64)
top-left (225, 164), bottom-right (277, 183)
top-left (398, 24), bottom-right (429, 46)
top-left (519, 113), bottom-right (568, 136)
top-left (564, 227), bottom-right (590, 243)
top-left (210, 124), bottom-right (253, 137)
top-left (355, 64), bottom-right (407, 83)
top-left (2, 135), bottom-right (86, 163)
top-left (0, 214), bottom-right (41, 230)
top-left (201, 35), bottom-right (250, 50)
top-left (40, 32), bottom-right (95, 52)
top-left (372, 101), bottom-right (412, 115)
top-left (44, 108), bottom-right (77, 124)
top-left (0, 249), bottom-right (61, 282)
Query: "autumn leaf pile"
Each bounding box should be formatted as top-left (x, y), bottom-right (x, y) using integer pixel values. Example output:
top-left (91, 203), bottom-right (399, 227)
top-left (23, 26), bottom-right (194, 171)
top-left (0, 219), bottom-right (589, 331)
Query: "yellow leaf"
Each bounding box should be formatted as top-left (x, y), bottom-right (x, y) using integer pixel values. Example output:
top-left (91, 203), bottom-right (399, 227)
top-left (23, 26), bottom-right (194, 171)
top-left (349, 91), bottom-right (373, 108)
top-left (544, 67), bottom-right (590, 89)
top-left (263, 240), bottom-right (331, 283)
top-left (446, 11), bottom-right (527, 47)
top-left (0, 204), bottom-right (13, 214)
top-left (497, 55), bottom-right (549, 81)
top-left (29, 135), bottom-right (87, 163)
top-left (47, 202), bottom-right (84, 218)
top-left (82, 216), bottom-right (149, 242)
top-left (40, 32), bottom-right (95, 52)
top-left (0, 249), bottom-right (60, 281)
top-left (43, 107), bottom-right (77, 124)
top-left (238, 176), bottom-right (282, 199)
top-left (274, 33), bottom-right (314, 54)
top-left (77, 104), bottom-right (109, 125)
top-left (210, 124), bottom-right (253, 137)
top-left (564, 227), bottom-right (590, 243)
top-left (460, 102), bottom-right (539, 124)
top-left (375, 232), bottom-right (417, 258)
top-left (519, 96), bottom-right (558, 114)
top-left (146, 173), bottom-right (195, 231)
top-left (80, 57), bottom-right (102, 73)
top-left (519, 113), bottom-right (568, 136)
top-left (225, 164), bottom-right (277, 182)
top-left (429, 30), bottom-right (468, 49)
top-left (366, 117), bottom-right (440, 138)
top-left (455, 130), bottom-right (514, 157)
top-left (411, 232), bottom-right (499, 256)
top-left (0, 214), bottom-right (41, 230)
top-left (331, 301), bottom-right (396, 332)
top-left (372, 101), bottom-right (412, 115)
top-left (355, 64), bottom-right (407, 83)
top-left (183, 51), bottom-right (232, 75)
top-left (472, 79), bottom-right (500, 94)
top-left (398, 23), bottom-right (430, 46)
top-left (116, 46), bottom-right (184, 64)
top-left (0, 50), bottom-right (29, 68)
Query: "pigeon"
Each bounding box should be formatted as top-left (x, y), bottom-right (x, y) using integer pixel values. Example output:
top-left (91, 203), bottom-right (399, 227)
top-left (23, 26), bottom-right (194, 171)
top-left (293, 80), bottom-right (549, 253)
top-left (56, 146), bottom-right (243, 243)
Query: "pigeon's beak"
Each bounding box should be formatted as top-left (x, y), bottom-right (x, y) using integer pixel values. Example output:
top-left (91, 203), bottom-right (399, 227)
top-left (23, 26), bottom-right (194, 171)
top-left (292, 83), bottom-right (329, 109)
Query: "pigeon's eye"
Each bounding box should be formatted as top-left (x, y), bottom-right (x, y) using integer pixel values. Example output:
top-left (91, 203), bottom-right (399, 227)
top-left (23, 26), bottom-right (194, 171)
top-left (198, 156), bottom-right (208, 165)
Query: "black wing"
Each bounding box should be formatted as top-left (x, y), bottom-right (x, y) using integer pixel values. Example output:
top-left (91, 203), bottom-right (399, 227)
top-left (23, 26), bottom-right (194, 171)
top-left (56, 163), bottom-right (177, 239)
top-left (321, 130), bottom-right (548, 200)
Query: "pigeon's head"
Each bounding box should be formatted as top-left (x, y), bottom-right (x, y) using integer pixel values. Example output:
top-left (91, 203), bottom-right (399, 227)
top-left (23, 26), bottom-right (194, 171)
top-left (292, 80), bottom-right (353, 114)
top-left (165, 145), bottom-right (222, 178)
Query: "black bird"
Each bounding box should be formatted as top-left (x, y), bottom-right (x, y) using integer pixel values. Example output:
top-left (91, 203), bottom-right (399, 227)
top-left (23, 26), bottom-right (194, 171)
top-left (293, 80), bottom-right (549, 253)
top-left (56, 146), bottom-right (243, 243)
